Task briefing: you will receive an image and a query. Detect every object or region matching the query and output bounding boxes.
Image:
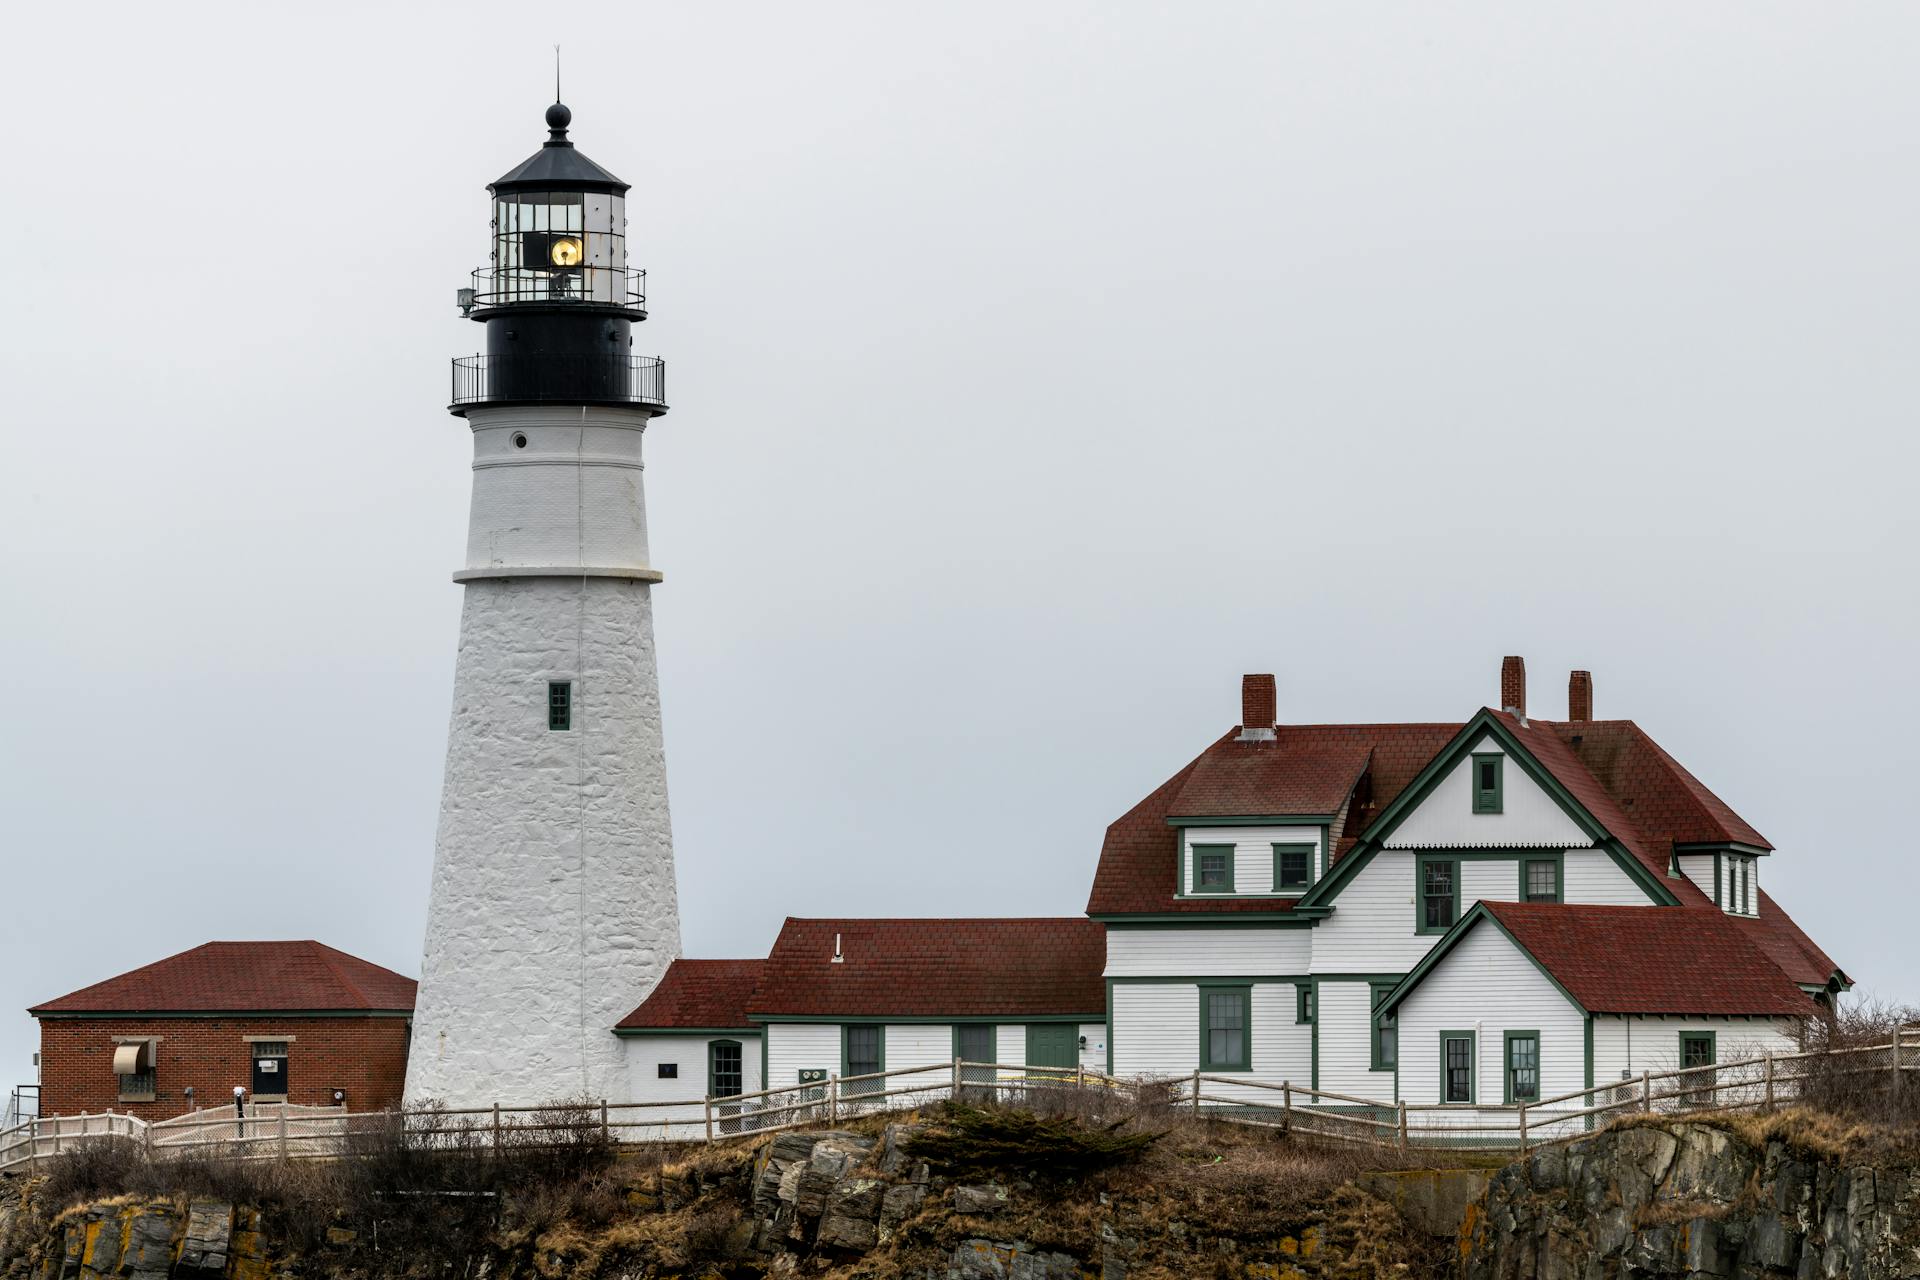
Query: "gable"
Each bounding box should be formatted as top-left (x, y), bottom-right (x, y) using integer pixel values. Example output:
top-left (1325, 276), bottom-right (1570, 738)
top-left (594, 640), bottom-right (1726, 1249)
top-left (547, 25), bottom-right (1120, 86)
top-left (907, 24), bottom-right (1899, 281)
top-left (1384, 734), bottom-right (1593, 849)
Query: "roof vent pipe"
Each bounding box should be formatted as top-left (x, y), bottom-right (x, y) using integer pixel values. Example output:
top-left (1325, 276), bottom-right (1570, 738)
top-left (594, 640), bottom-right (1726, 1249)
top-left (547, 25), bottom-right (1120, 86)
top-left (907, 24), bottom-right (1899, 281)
top-left (1238, 674), bottom-right (1277, 742)
top-left (1568, 670), bottom-right (1593, 722)
top-left (831, 933), bottom-right (844, 964)
top-left (1500, 656), bottom-right (1527, 721)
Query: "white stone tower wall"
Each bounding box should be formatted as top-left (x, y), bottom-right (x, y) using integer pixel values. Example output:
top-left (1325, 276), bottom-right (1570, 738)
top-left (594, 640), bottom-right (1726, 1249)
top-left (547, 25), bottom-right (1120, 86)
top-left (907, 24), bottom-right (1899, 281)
top-left (407, 404), bottom-right (681, 1106)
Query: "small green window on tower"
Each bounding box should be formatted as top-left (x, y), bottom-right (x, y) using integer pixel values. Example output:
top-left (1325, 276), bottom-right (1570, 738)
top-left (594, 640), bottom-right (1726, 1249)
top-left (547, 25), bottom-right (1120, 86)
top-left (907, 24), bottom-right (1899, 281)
top-left (548, 681), bottom-right (573, 731)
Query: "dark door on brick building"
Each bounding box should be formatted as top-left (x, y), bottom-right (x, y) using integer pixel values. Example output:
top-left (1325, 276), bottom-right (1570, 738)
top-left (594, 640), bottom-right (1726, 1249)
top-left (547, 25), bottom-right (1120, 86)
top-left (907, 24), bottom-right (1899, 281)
top-left (251, 1042), bottom-right (289, 1097)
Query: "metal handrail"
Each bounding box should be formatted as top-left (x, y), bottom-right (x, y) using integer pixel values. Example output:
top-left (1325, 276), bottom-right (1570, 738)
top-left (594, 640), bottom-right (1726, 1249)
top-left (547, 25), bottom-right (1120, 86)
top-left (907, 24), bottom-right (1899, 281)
top-left (467, 266), bottom-right (645, 311)
top-left (449, 353), bottom-right (666, 408)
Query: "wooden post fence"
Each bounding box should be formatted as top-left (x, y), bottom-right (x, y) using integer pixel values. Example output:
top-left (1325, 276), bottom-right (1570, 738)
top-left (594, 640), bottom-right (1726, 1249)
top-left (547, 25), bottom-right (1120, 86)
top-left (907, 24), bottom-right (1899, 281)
top-left (1396, 1100), bottom-right (1408, 1150)
top-left (600, 1099), bottom-right (610, 1143)
top-left (492, 1102), bottom-right (502, 1151)
top-left (278, 1106), bottom-right (288, 1161)
top-left (1191, 1069), bottom-right (1201, 1117)
top-left (1764, 1053), bottom-right (1775, 1110)
top-left (828, 1075), bottom-right (839, 1124)
top-left (1641, 1071), bottom-right (1652, 1113)
top-left (703, 1097), bottom-right (714, 1144)
top-left (1281, 1083), bottom-right (1291, 1134)
top-left (1517, 1101), bottom-right (1528, 1151)
top-left (952, 1056), bottom-right (963, 1100)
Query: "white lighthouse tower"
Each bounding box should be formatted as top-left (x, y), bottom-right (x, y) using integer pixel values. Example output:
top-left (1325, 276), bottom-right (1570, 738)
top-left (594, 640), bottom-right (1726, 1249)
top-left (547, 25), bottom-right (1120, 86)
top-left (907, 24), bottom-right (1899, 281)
top-left (406, 99), bottom-right (681, 1105)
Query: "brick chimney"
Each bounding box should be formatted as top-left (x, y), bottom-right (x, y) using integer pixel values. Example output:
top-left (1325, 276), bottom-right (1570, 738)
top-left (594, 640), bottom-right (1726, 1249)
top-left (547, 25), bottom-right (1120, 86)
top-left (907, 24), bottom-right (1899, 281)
top-left (1500, 656), bottom-right (1526, 718)
top-left (1568, 670), bottom-right (1593, 722)
top-left (1238, 674), bottom-right (1276, 741)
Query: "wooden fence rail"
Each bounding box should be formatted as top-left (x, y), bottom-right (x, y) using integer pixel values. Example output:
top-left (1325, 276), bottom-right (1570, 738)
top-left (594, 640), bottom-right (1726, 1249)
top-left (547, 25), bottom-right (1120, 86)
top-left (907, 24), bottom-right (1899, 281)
top-left (4, 1031), bottom-right (1915, 1175)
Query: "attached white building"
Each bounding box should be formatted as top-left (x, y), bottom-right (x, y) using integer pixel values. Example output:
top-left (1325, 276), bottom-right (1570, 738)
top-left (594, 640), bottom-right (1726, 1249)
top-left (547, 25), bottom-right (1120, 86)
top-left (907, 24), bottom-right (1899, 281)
top-left (1377, 901), bottom-right (1810, 1134)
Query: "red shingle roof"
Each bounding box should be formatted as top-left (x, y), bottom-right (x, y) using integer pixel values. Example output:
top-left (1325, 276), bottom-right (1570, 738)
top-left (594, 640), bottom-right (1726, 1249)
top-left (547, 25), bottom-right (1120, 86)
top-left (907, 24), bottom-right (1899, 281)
top-left (747, 919), bottom-right (1106, 1019)
top-left (616, 959), bottom-right (765, 1030)
top-left (1739, 890), bottom-right (1847, 990)
top-left (30, 941), bottom-right (416, 1015)
top-left (1552, 720), bottom-right (1772, 851)
top-left (1085, 723), bottom-right (1458, 916)
top-left (1479, 903), bottom-right (1815, 1016)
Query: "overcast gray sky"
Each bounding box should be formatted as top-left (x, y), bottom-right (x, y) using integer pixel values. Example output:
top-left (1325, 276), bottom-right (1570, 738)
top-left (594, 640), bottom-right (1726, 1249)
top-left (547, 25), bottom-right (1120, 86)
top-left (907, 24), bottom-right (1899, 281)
top-left (3, 2), bottom-right (1915, 1089)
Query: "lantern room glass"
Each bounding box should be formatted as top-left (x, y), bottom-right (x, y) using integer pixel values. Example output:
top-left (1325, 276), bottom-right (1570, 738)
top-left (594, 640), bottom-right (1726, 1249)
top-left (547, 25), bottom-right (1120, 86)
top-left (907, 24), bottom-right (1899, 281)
top-left (488, 189), bottom-right (627, 304)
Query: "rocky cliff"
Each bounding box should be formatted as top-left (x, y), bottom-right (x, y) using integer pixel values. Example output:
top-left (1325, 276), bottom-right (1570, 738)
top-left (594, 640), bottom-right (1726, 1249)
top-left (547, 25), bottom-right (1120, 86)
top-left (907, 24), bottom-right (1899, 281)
top-left (1462, 1115), bottom-right (1920, 1279)
top-left (0, 1108), bottom-right (1442, 1280)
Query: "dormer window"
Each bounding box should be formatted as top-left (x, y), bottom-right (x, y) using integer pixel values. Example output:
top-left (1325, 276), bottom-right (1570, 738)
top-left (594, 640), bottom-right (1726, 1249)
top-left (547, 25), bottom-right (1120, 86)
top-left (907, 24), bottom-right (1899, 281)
top-left (1194, 845), bottom-right (1234, 893)
top-left (1471, 753), bottom-right (1503, 814)
top-left (1273, 843), bottom-right (1313, 891)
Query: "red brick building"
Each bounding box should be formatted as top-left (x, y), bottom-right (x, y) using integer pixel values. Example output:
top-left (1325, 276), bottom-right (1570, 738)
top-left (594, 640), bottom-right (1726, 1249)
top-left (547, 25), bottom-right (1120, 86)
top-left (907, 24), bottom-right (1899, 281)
top-left (29, 941), bottom-right (415, 1119)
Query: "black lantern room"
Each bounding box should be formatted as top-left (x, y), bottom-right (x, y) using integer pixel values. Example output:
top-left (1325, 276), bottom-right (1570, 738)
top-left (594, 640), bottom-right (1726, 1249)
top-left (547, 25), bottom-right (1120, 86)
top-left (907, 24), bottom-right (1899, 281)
top-left (450, 102), bottom-right (665, 415)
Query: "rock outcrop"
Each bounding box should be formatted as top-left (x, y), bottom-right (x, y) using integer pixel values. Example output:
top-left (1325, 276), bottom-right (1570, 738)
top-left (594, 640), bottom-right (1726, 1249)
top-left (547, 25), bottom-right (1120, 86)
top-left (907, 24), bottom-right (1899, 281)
top-left (1462, 1118), bottom-right (1920, 1280)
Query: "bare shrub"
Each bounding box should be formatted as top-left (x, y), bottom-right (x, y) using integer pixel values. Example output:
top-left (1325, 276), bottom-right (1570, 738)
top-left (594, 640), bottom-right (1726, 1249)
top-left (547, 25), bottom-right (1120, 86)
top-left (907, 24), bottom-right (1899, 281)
top-left (1792, 999), bottom-right (1920, 1130)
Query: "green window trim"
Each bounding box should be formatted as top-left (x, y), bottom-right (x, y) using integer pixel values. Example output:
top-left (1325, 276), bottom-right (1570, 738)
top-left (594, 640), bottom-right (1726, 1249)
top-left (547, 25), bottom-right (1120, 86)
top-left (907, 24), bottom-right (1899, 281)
top-left (707, 1038), bottom-right (745, 1100)
top-left (1440, 1030), bottom-right (1476, 1104)
top-left (1503, 1030), bottom-right (1540, 1104)
top-left (547, 680), bottom-right (573, 731)
top-left (1680, 1031), bottom-right (1717, 1066)
top-left (1272, 842), bottom-right (1315, 892)
top-left (1198, 983), bottom-right (1253, 1072)
top-left (1295, 982), bottom-right (1315, 1025)
top-left (1369, 982), bottom-right (1399, 1072)
top-left (841, 1024), bottom-right (886, 1094)
top-left (1190, 843), bottom-right (1236, 894)
top-left (1471, 753), bottom-right (1503, 814)
top-left (1521, 856), bottom-right (1562, 903)
top-left (1416, 855), bottom-right (1461, 935)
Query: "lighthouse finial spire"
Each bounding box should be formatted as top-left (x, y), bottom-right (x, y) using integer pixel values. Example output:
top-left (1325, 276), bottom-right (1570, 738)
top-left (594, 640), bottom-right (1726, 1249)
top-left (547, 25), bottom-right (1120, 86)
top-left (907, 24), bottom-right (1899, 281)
top-left (554, 44), bottom-right (561, 103)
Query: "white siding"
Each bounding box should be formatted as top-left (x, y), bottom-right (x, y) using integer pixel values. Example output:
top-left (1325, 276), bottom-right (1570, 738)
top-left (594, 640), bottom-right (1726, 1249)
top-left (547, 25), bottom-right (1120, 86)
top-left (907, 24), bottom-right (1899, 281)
top-left (1591, 1016), bottom-right (1802, 1082)
top-left (1386, 736), bottom-right (1590, 849)
top-left (1104, 927), bottom-right (1311, 977)
top-left (886, 1025), bottom-right (953, 1077)
top-left (1180, 826), bottom-right (1327, 897)
top-left (1462, 860), bottom-right (1519, 907)
top-left (1316, 980), bottom-right (1396, 1098)
top-left (1563, 849), bottom-right (1656, 904)
top-left (620, 1034), bottom-right (762, 1139)
top-left (1310, 851), bottom-right (1443, 973)
top-left (765, 1024), bottom-right (839, 1091)
top-left (1080, 1023), bottom-right (1108, 1074)
top-left (1395, 920), bottom-right (1584, 1111)
top-left (996, 1025), bottom-right (1024, 1066)
top-left (1110, 982), bottom-right (1309, 1102)
top-left (1678, 854), bottom-right (1718, 906)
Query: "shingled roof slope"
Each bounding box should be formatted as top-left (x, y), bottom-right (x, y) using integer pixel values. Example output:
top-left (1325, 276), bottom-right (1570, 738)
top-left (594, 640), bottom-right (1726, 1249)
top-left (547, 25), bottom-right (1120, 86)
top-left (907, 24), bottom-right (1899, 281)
top-left (30, 941), bottom-right (416, 1015)
top-left (1086, 723), bottom-right (1457, 916)
top-left (1553, 720), bottom-right (1772, 851)
top-left (747, 919), bottom-right (1106, 1019)
top-left (1739, 890), bottom-right (1847, 990)
top-left (616, 959), bottom-right (765, 1030)
top-left (1478, 903), bottom-right (1814, 1015)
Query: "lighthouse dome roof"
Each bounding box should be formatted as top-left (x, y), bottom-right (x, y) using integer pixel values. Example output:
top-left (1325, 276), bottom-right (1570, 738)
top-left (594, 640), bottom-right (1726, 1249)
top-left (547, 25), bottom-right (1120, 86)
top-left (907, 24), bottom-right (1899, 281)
top-left (490, 102), bottom-right (629, 194)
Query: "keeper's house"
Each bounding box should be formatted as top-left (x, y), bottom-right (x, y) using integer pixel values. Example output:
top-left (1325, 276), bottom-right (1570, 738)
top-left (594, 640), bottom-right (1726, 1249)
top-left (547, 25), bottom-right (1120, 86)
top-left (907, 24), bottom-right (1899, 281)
top-left (641, 658), bottom-right (1845, 1117)
top-left (29, 941), bottom-right (415, 1119)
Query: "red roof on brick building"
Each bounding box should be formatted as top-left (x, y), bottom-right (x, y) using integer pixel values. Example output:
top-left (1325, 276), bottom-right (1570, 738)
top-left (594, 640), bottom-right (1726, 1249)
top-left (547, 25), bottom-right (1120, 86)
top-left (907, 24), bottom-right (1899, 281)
top-left (746, 919), bottom-right (1106, 1019)
top-left (29, 941), bottom-right (416, 1015)
top-left (1474, 903), bottom-right (1816, 1015)
top-left (616, 959), bottom-right (765, 1030)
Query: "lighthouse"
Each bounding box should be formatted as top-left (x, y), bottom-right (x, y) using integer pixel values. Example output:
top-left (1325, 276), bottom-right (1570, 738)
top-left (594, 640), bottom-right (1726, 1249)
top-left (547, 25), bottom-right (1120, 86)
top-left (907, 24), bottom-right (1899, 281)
top-left (406, 99), bottom-right (681, 1105)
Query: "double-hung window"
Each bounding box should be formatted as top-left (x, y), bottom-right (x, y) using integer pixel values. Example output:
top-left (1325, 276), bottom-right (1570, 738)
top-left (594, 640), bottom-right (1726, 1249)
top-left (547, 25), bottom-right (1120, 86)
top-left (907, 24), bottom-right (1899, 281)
top-left (1523, 858), bottom-right (1560, 903)
top-left (1681, 1032), bottom-right (1717, 1105)
top-left (1419, 857), bottom-right (1459, 933)
top-left (1295, 983), bottom-right (1315, 1025)
top-left (1472, 753), bottom-right (1503, 814)
top-left (547, 680), bottom-right (573, 731)
top-left (844, 1024), bottom-right (884, 1096)
top-left (1199, 985), bottom-right (1251, 1072)
top-left (1192, 844), bottom-right (1234, 893)
top-left (1273, 843), bottom-right (1313, 891)
top-left (1504, 1032), bottom-right (1539, 1103)
top-left (1441, 1031), bottom-right (1475, 1103)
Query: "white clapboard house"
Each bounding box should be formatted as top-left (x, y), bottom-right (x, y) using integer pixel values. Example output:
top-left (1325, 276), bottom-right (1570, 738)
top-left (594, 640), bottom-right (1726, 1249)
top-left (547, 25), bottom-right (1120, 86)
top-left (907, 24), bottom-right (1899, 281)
top-left (623, 658), bottom-right (1846, 1119)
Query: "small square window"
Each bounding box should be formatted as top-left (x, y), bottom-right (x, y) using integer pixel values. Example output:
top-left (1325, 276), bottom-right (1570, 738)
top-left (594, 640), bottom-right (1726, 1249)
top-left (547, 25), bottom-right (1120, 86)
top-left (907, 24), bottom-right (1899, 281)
top-left (548, 681), bottom-right (573, 731)
top-left (1193, 845), bottom-right (1234, 893)
top-left (657, 1063), bottom-right (678, 1079)
top-left (1524, 859), bottom-right (1559, 903)
top-left (1274, 845), bottom-right (1311, 890)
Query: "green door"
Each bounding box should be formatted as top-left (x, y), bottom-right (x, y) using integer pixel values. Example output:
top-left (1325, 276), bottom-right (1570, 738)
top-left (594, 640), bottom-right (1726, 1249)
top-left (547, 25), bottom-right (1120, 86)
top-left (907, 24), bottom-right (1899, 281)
top-left (1024, 1024), bottom-right (1078, 1074)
